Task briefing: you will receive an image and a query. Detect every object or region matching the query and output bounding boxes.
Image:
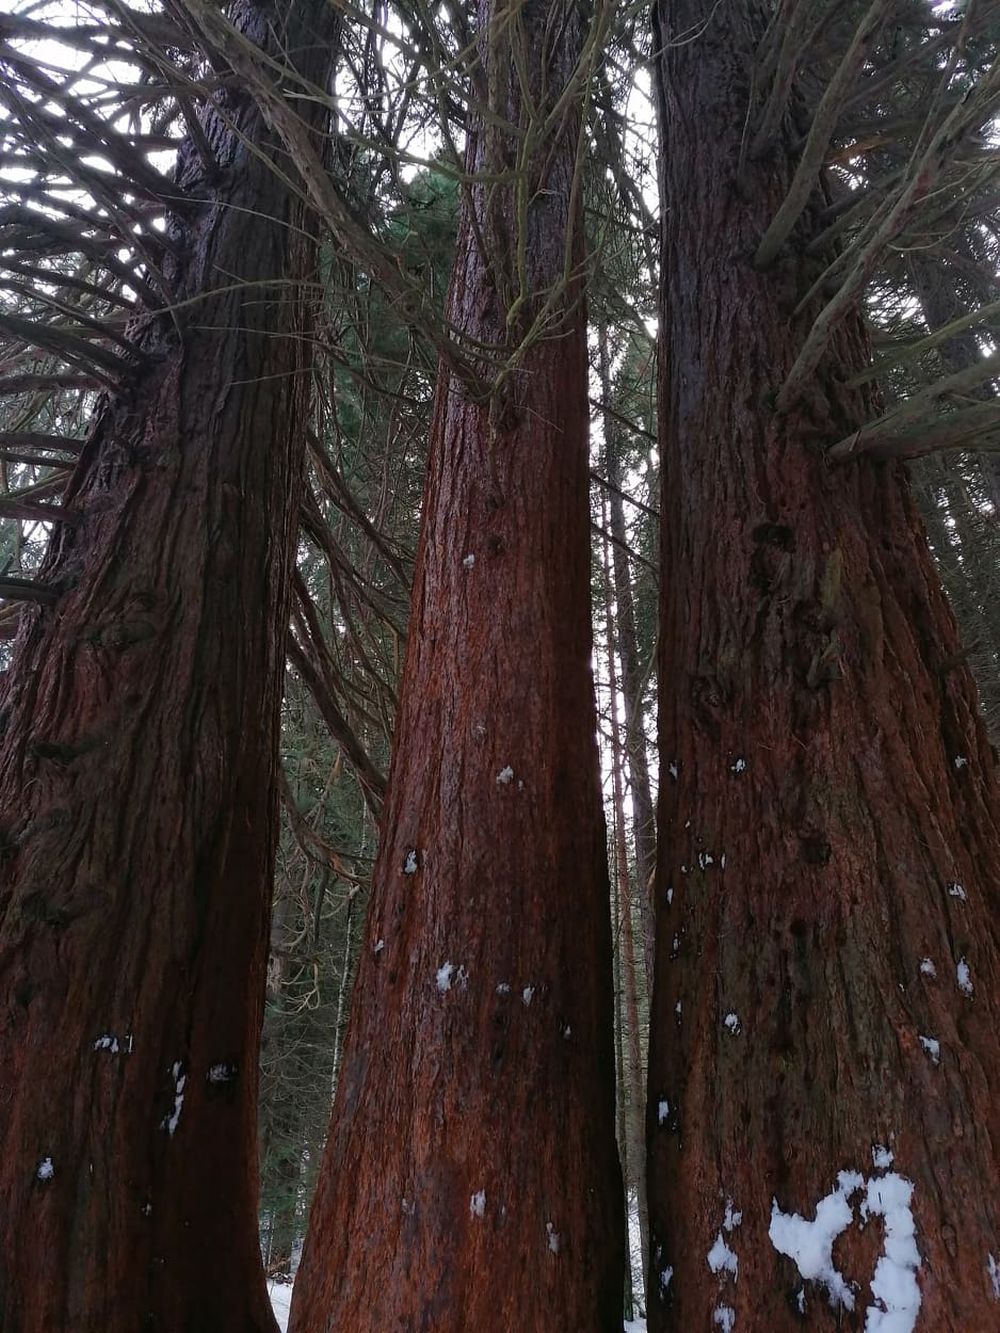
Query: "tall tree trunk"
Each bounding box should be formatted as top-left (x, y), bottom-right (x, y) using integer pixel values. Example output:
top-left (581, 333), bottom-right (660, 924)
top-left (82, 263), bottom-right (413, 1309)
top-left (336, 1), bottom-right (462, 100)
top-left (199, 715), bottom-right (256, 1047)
top-left (290, 0), bottom-right (624, 1327)
top-left (602, 516), bottom-right (650, 1280)
top-left (0, 5), bottom-right (335, 1328)
top-left (598, 320), bottom-right (657, 990)
top-left (648, 2), bottom-right (1000, 1329)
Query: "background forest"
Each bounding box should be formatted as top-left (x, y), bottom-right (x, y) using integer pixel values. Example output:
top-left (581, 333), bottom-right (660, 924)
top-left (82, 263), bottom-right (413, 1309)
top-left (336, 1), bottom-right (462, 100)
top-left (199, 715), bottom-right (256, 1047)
top-left (0, 0), bottom-right (998, 1329)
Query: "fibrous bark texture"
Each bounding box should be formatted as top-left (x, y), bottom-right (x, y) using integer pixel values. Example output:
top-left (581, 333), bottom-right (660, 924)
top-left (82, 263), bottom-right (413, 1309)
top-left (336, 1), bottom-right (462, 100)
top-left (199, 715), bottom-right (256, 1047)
top-left (648, 1), bottom-right (1000, 1329)
top-left (290, 1), bottom-right (624, 1328)
top-left (0, 4), bottom-right (334, 1328)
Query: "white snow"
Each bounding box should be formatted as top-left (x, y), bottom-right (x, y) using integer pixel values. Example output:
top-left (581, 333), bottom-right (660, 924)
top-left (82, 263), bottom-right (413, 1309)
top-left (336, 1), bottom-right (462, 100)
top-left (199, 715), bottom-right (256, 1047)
top-left (768, 1171), bottom-right (863, 1311)
top-left (403, 849), bottom-right (418, 875)
top-left (872, 1144), bottom-right (894, 1171)
top-left (713, 1306), bottom-right (736, 1332)
top-left (919, 958), bottom-right (936, 978)
top-left (469, 1190), bottom-right (486, 1217)
top-left (954, 755), bottom-right (969, 769)
top-left (698, 851), bottom-right (714, 870)
top-left (374, 938), bottom-right (385, 954)
top-left (93, 1035), bottom-right (119, 1053)
top-left (671, 934), bottom-right (680, 957)
top-left (162, 1062), bottom-right (186, 1137)
top-left (496, 982), bottom-right (511, 995)
top-left (658, 1265), bottom-right (673, 1295)
top-left (987, 1252), bottom-right (1000, 1300)
top-left (918, 1035), bottom-right (940, 1064)
top-left (724, 1013), bottom-right (741, 1035)
top-left (675, 1000), bottom-right (682, 1017)
top-left (496, 765), bottom-right (514, 785)
top-left (436, 962), bottom-right (455, 992)
top-left (731, 758), bottom-right (747, 773)
top-left (522, 986), bottom-right (535, 1006)
top-left (562, 1024), bottom-right (571, 1039)
top-left (957, 958), bottom-right (974, 996)
top-left (462, 554), bottom-right (475, 569)
top-left (947, 882), bottom-right (967, 900)
top-left (771, 1169), bottom-right (921, 1331)
top-left (668, 762), bottom-right (678, 780)
top-left (207, 1063), bottom-right (235, 1084)
top-left (707, 1232), bottom-right (739, 1278)
top-left (545, 1221), bottom-right (560, 1254)
top-left (36, 1157), bottom-right (54, 1181)
top-left (268, 1282), bottom-right (293, 1332)
top-left (657, 1099), bottom-right (670, 1124)
top-left (724, 1200), bottom-right (743, 1231)
top-left (862, 1173), bottom-right (921, 1332)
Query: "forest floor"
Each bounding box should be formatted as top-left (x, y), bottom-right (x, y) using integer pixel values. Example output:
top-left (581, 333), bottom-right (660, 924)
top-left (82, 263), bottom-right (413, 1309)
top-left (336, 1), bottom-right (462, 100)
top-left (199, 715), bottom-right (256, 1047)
top-left (266, 1282), bottom-right (648, 1330)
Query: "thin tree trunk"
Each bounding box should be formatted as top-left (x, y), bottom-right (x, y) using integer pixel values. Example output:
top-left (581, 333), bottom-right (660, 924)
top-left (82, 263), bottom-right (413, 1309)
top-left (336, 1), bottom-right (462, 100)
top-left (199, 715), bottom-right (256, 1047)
top-left (290, 0), bottom-right (624, 1326)
top-left (613, 868), bottom-right (636, 1321)
top-left (648, 1), bottom-right (1000, 1328)
top-left (0, 5), bottom-right (335, 1328)
top-left (602, 513), bottom-right (650, 1279)
top-left (598, 320), bottom-right (657, 991)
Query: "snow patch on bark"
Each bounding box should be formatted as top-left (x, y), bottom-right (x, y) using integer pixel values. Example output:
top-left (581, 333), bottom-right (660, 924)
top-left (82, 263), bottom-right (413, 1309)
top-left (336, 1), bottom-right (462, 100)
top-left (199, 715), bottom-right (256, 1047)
top-left (919, 958), bottom-right (936, 978)
top-left (545, 1221), bottom-right (560, 1254)
top-left (522, 986), bottom-right (535, 1006)
top-left (987, 1253), bottom-right (1000, 1300)
top-left (872, 1144), bottom-right (894, 1170)
top-left (918, 1035), bottom-right (940, 1064)
top-left (93, 1034), bottom-right (119, 1053)
top-left (713, 1306), bottom-right (735, 1332)
top-left (403, 849), bottom-right (419, 875)
top-left (957, 958), bottom-right (974, 996)
top-left (657, 1099), bottom-right (669, 1125)
top-left (469, 1190), bottom-right (486, 1218)
top-left (769, 1171), bottom-right (862, 1310)
top-left (162, 1062), bottom-right (186, 1136)
top-left (861, 1174), bottom-right (921, 1332)
top-left (947, 881), bottom-right (966, 900)
top-left (707, 1233), bottom-right (738, 1278)
top-left (496, 765), bottom-right (514, 785)
top-left (462, 554), bottom-right (475, 569)
top-left (723, 1012), bottom-right (741, 1035)
top-left (770, 1168), bottom-right (922, 1330)
top-left (730, 757), bottom-right (747, 773)
top-left (36, 1157), bottom-right (54, 1181)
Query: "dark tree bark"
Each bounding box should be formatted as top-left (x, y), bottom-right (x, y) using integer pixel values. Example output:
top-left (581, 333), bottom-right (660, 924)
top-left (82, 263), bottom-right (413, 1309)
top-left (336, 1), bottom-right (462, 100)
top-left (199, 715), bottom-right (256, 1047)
top-left (648, 2), bottom-right (1000, 1329)
top-left (290, 0), bottom-right (624, 1328)
top-left (0, 4), bottom-right (335, 1328)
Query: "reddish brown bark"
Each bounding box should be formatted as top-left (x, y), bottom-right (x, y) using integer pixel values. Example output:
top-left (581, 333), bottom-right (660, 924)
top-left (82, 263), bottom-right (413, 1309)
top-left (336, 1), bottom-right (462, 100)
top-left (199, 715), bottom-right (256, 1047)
top-left (290, 1), bottom-right (624, 1327)
top-left (0, 5), bottom-right (334, 1328)
top-left (648, 1), bottom-right (1000, 1329)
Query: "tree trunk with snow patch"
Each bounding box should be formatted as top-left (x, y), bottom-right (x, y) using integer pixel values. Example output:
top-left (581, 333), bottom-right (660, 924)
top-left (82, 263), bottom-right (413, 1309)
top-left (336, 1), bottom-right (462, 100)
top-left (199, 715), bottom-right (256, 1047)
top-left (647, 1), bottom-right (1000, 1328)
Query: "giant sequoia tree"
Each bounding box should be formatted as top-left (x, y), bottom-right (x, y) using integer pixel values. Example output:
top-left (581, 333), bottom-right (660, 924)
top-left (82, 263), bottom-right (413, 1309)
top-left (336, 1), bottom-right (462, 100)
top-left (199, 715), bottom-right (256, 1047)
top-left (0, 2), bottom-right (336, 1326)
top-left (290, 0), bottom-right (625, 1326)
top-left (648, 1), bottom-right (1000, 1328)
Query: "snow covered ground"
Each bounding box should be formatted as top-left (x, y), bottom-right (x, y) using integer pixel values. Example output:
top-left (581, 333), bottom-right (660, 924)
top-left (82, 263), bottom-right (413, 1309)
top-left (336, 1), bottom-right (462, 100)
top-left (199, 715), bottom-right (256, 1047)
top-left (268, 1282), bottom-right (647, 1331)
top-left (268, 1282), bottom-right (293, 1331)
